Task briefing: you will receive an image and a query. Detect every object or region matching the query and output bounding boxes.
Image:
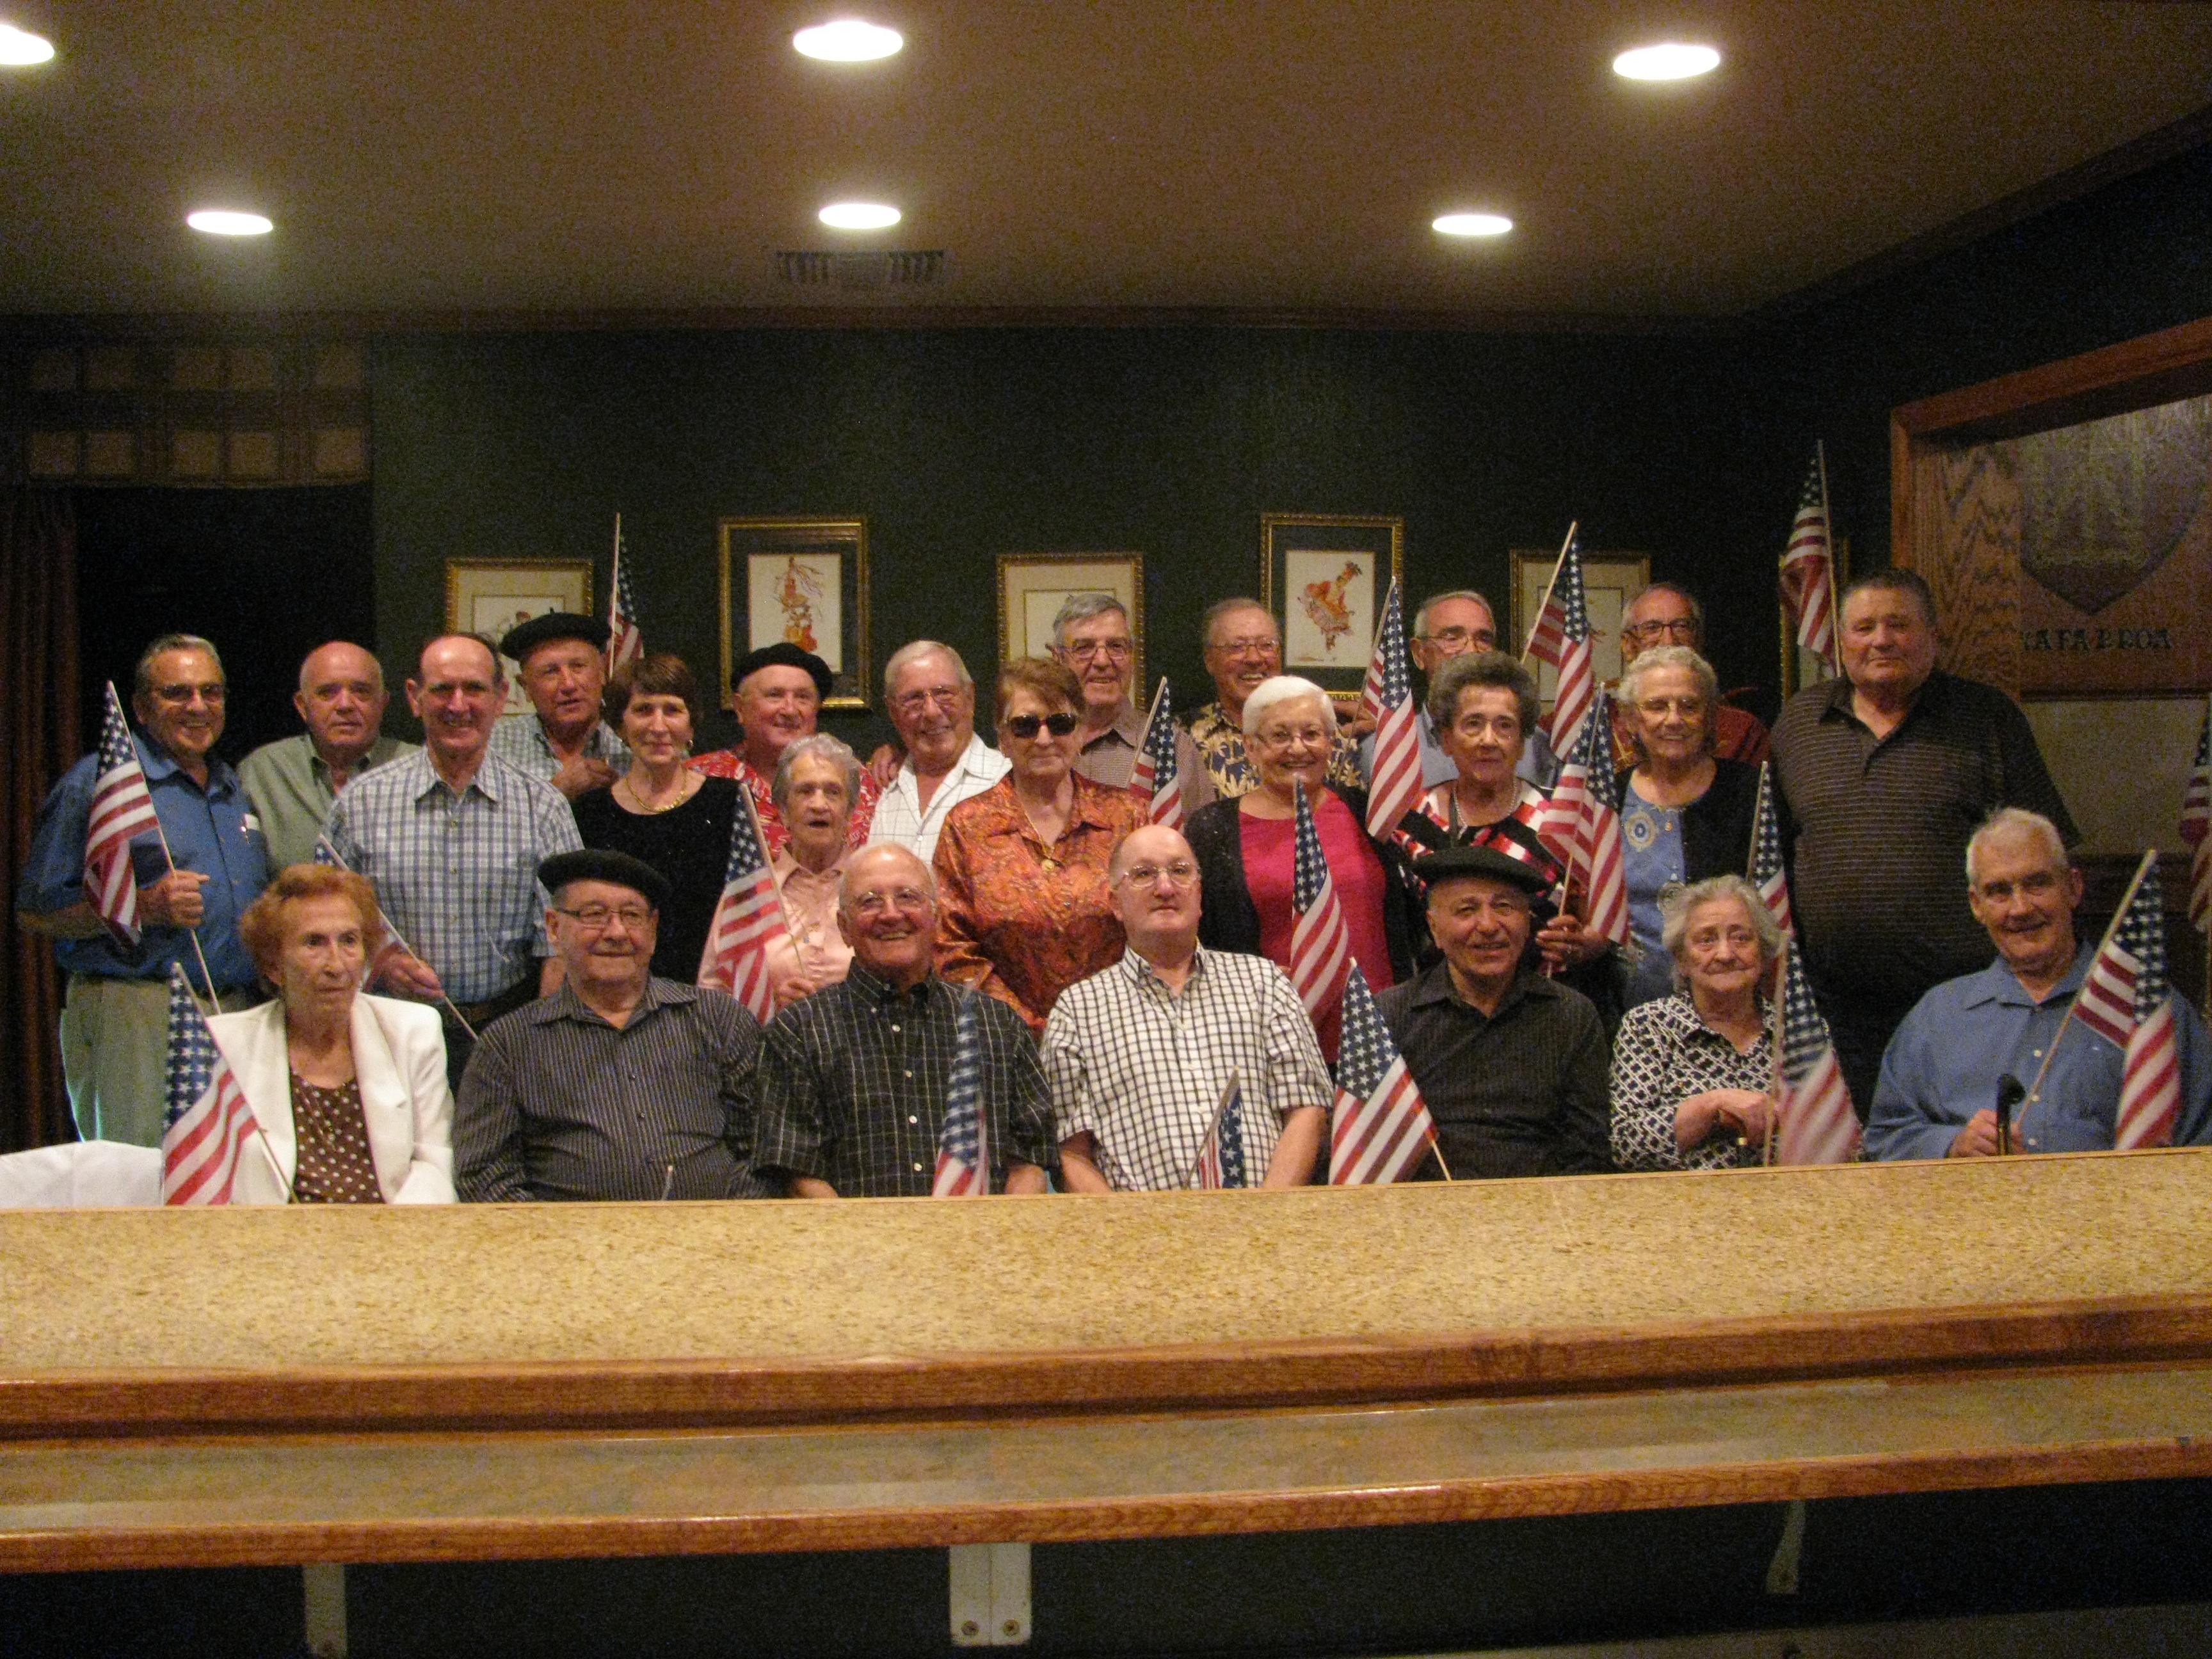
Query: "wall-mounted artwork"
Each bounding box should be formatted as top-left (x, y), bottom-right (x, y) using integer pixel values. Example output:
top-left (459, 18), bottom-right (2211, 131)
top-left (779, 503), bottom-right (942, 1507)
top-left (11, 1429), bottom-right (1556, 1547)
top-left (1259, 514), bottom-right (1404, 694)
top-left (717, 518), bottom-right (870, 709)
top-left (997, 554), bottom-right (1146, 696)
top-left (1509, 549), bottom-right (1649, 713)
top-left (445, 557), bottom-right (593, 717)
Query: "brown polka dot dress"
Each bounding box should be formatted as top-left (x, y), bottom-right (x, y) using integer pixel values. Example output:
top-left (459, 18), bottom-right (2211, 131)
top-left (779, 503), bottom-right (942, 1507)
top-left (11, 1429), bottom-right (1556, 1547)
top-left (287, 1073), bottom-right (387, 1205)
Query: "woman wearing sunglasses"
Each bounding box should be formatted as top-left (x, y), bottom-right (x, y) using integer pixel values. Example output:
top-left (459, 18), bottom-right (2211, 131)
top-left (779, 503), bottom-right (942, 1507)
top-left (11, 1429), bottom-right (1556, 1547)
top-left (934, 657), bottom-right (1148, 1034)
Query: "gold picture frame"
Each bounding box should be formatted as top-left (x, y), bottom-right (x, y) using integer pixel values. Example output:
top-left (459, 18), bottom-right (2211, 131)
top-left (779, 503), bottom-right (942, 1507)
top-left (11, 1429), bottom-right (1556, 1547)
top-left (445, 557), bottom-right (594, 717)
top-left (1508, 548), bottom-right (1650, 714)
top-left (1260, 513), bottom-right (1404, 694)
top-left (996, 554), bottom-right (1146, 696)
top-left (717, 518), bottom-right (870, 710)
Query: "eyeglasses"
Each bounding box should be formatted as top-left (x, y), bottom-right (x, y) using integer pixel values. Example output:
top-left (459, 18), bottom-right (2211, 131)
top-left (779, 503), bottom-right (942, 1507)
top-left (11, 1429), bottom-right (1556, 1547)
top-left (848, 885), bottom-right (932, 917)
top-left (1061, 638), bottom-right (1132, 661)
top-left (1004, 712), bottom-right (1079, 739)
top-left (892, 685), bottom-right (965, 715)
top-left (554, 903), bottom-right (653, 931)
top-left (1254, 725), bottom-right (1331, 749)
top-left (1418, 627), bottom-right (1495, 651)
top-left (1209, 636), bottom-right (1278, 659)
top-left (152, 682), bottom-right (227, 704)
top-left (1114, 861), bottom-right (1198, 890)
top-left (1622, 618), bottom-right (1699, 643)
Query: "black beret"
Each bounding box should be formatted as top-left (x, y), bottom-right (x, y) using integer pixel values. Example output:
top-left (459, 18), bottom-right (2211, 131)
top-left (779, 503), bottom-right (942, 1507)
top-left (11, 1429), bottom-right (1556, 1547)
top-left (499, 611), bottom-right (609, 663)
top-left (731, 641), bottom-right (833, 701)
top-left (538, 849), bottom-right (671, 911)
top-left (1409, 841), bottom-right (1554, 897)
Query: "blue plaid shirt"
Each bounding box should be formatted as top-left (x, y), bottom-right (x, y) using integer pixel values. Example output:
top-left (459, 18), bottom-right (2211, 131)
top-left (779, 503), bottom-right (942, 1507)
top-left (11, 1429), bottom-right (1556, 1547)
top-left (321, 748), bottom-right (581, 1003)
top-left (487, 714), bottom-right (631, 784)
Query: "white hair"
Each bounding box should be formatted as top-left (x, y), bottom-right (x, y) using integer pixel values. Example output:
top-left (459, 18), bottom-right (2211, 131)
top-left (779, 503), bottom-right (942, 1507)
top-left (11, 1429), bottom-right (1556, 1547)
top-left (1239, 675), bottom-right (1336, 741)
top-left (1965, 808), bottom-right (2069, 888)
top-left (883, 639), bottom-right (970, 698)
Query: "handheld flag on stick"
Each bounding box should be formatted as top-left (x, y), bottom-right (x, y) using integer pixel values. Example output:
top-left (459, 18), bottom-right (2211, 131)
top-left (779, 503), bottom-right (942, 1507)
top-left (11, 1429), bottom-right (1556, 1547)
top-left (1363, 577), bottom-right (1423, 839)
top-left (2183, 695), bottom-right (2209, 938)
top-left (607, 514), bottom-right (643, 674)
top-left (1288, 782), bottom-right (1352, 1025)
top-left (1192, 1069), bottom-right (1249, 1190)
top-left (1522, 526), bottom-right (1596, 756)
top-left (699, 787), bottom-right (789, 1022)
top-left (932, 992), bottom-right (989, 1197)
top-left (85, 683), bottom-right (161, 946)
top-left (1128, 677), bottom-right (1184, 830)
top-left (1779, 446), bottom-right (1838, 674)
top-left (1544, 693), bottom-right (1630, 946)
top-left (161, 965), bottom-right (268, 1205)
top-left (2072, 850), bottom-right (2182, 1150)
top-left (1746, 763), bottom-right (1795, 936)
top-left (1329, 963), bottom-right (1439, 1184)
top-left (1769, 936), bottom-right (1859, 1165)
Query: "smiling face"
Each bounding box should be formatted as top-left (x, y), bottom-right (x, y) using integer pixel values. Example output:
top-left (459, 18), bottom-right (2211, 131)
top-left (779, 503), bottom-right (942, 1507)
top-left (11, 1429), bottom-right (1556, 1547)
top-left (1677, 895), bottom-right (1768, 1006)
top-left (1438, 684), bottom-right (1525, 792)
top-left (1625, 663), bottom-right (1711, 767)
top-left (1109, 824), bottom-right (1203, 960)
top-left (1839, 584), bottom-right (1939, 702)
top-left (294, 643), bottom-right (387, 767)
top-left (547, 877), bottom-right (658, 998)
top-left (406, 636), bottom-right (504, 771)
top-left (1248, 693), bottom-right (1334, 797)
top-left (1000, 684), bottom-right (1078, 790)
top-left (1967, 827), bottom-right (2082, 986)
top-left (886, 650), bottom-right (975, 776)
top-left (1202, 605), bottom-right (1281, 718)
top-left (134, 646), bottom-right (227, 769)
top-left (1619, 587), bottom-right (1700, 662)
top-left (1054, 607), bottom-right (1134, 719)
top-left (273, 892), bottom-right (368, 1023)
top-left (734, 664), bottom-right (821, 767)
top-left (838, 844), bottom-right (939, 990)
top-left (618, 689), bottom-right (694, 770)
top-left (1427, 874), bottom-right (1532, 1000)
top-left (518, 639), bottom-right (606, 741)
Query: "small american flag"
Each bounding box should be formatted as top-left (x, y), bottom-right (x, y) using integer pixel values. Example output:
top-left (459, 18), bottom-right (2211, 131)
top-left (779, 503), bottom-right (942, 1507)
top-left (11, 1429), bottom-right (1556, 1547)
top-left (698, 788), bottom-right (787, 1020)
top-left (607, 515), bottom-right (643, 674)
top-left (1771, 937), bottom-right (1859, 1165)
top-left (2074, 853), bottom-right (2181, 1150)
top-left (931, 992), bottom-right (989, 1197)
top-left (1128, 677), bottom-right (1183, 830)
top-left (1288, 782), bottom-right (1352, 1024)
top-left (1363, 577), bottom-right (1422, 840)
top-left (1544, 693), bottom-right (1630, 946)
top-left (1329, 963), bottom-right (1436, 1184)
top-left (1194, 1069), bottom-right (1249, 1190)
top-left (161, 965), bottom-right (264, 1205)
top-left (2183, 696), bottom-right (2209, 936)
top-left (84, 682), bottom-right (161, 946)
top-left (1524, 530), bottom-right (1596, 757)
top-left (1747, 762), bottom-right (1795, 937)
top-left (1779, 450), bottom-right (1837, 672)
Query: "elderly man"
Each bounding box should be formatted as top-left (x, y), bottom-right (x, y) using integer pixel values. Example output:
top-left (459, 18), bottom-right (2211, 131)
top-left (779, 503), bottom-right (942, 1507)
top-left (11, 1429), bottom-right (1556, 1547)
top-left (1771, 570), bottom-right (2076, 1112)
top-left (240, 641), bottom-right (417, 869)
top-left (1185, 598), bottom-right (1361, 801)
top-left (1375, 843), bottom-right (1611, 1179)
top-left (322, 634), bottom-right (582, 1086)
top-left (18, 634), bottom-right (271, 1144)
top-left (1049, 593), bottom-right (1208, 807)
top-left (690, 642), bottom-right (879, 858)
top-left (1362, 589), bottom-right (1553, 790)
top-left (455, 849), bottom-right (768, 1200)
top-left (1045, 823), bottom-right (1332, 1190)
top-left (751, 844), bottom-right (1056, 1197)
top-left (1610, 582), bottom-right (1769, 765)
top-left (488, 613), bottom-right (632, 800)
top-left (1865, 810), bottom-right (2212, 1160)
top-left (865, 640), bottom-right (1009, 863)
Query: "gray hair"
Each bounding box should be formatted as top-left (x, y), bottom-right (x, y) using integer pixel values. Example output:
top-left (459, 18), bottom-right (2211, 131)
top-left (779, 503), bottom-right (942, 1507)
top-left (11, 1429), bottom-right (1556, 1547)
top-left (1425, 650), bottom-right (1537, 736)
top-left (1413, 589), bottom-right (1496, 639)
top-left (1966, 808), bottom-right (2070, 888)
top-left (1660, 874), bottom-right (1784, 972)
top-left (134, 633), bottom-right (224, 698)
top-left (1626, 581), bottom-right (1705, 643)
top-left (771, 732), bottom-right (862, 812)
top-left (1617, 644), bottom-right (1719, 713)
top-left (1240, 675), bottom-right (1337, 742)
top-left (883, 639), bottom-right (971, 699)
top-left (1050, 592), bottom-right (1129, 648)
top-left (1201, 597), bottom-right (1275, 648)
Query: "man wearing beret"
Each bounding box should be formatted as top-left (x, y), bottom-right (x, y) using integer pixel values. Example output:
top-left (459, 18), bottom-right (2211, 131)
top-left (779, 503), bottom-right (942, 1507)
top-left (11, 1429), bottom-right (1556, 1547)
top-left (1376, 843), bottom-right (1612, 1180)
top-left (490, 612), bottom-right (632, 801)
top-left (455, 848), bottom-right (770, 1201)
top-left (689, 641), bottom-right (879, 860)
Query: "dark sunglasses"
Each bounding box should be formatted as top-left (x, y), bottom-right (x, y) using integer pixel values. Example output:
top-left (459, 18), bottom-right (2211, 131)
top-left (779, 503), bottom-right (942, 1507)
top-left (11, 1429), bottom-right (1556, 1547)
top-left (1004, 712), bottom-right (1078, 739)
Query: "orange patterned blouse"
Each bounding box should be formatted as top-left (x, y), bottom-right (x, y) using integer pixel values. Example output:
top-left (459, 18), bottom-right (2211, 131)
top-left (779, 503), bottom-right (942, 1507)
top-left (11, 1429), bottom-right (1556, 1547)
top-left (932, 773), bottom-right (1148, 1034)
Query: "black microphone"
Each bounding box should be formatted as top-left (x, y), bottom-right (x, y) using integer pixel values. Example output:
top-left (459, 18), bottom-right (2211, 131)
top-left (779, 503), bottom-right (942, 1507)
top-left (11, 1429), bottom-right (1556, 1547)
top-left (1994, 1075), bottom-right (2026, 1157)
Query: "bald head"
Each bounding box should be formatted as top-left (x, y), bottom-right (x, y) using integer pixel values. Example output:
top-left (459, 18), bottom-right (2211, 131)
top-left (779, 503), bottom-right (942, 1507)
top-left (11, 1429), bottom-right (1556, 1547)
top-left (838, 843), bottom-right (940, 991)
top-left (1109, 823), bottom-right (1202, 964)
top-left (294, 641), bottom-right (390, 770)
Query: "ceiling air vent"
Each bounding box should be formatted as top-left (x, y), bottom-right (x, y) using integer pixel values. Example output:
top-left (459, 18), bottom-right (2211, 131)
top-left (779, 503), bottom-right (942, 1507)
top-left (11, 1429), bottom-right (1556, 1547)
top-left (776, 250), bottom-right (944, 290)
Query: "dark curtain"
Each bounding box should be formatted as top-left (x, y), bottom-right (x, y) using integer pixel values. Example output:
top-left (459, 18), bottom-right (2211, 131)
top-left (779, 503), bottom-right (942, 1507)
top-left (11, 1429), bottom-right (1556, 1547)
top-left (3, 489), bottom-right (80, 1150)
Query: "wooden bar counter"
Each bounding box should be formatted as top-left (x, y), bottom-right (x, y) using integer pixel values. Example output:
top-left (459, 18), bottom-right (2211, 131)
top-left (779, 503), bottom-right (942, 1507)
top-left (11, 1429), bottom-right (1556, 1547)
top-left (4, 1151), bottom-right (2212, 1572)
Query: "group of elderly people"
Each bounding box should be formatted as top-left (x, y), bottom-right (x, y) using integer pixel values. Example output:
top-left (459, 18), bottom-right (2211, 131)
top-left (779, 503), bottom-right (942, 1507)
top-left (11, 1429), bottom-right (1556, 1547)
top-left (19, 567), bottom-right (2212, 1209)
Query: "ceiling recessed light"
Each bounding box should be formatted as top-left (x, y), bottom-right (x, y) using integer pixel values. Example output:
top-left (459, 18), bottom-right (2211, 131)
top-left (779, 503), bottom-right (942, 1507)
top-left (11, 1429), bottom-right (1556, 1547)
top-left (1433, 212), bottom-right (1512, 238)
top-left (187, 209), bottom-right (273, 237)
top-left (1612, 42), bottom-right (1720, 81)
top-left (0, 23), bottom-right (55, 65)
top-left (794, 19), bottom-right (903, 61)
top-left (819, 201), bottom-right (900, 230)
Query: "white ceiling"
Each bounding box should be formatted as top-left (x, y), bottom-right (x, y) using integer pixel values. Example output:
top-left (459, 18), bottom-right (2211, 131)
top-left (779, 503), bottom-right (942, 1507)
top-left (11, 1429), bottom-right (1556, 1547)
top-left (2, 1), bottom-right (2209, 320)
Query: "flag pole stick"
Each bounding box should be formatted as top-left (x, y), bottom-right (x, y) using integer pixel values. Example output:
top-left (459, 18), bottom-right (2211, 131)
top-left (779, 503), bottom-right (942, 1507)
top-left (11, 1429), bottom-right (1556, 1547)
top-left (1519, 521), bottom-right (1579, 666)
top-left (1814, 440), bottom-right (1840, 678)
top-left (109, 681), bottom-right (222, 1007)
top-left (2014, 847), bottom-right (2159, 1121)
top-left (1765, 941), bottom-right (1788, 1167)
top-left (1430, 1139), bottom-right (1454, 1182)
top-left (314, 833), bottom-right (479, 1040)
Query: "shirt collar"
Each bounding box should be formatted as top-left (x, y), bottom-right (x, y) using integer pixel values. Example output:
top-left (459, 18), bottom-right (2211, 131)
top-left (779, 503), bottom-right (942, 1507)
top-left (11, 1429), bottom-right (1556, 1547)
top-left (1408, 956), bottom-right (1547, 1013)
top-left (1080, 701), bottom-right (1144, 753)
top-left (529, 973), bottom-right (693, 1029)
top-left (844, 959), bottom-right (938, 1009)
top-left (1118, 942), bottom-right (1208, 991)
top-left (134, 734), bottom-right (236, 794)
top-left (1958, 939), bottom-right (2092, 1009)
top-left (412, 746), bottom-right (504, 803)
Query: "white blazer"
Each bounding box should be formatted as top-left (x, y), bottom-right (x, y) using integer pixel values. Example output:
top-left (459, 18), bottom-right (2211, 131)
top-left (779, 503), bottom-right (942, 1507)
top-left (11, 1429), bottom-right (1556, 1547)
top-left (206, 994), bottom-right (457, 1205)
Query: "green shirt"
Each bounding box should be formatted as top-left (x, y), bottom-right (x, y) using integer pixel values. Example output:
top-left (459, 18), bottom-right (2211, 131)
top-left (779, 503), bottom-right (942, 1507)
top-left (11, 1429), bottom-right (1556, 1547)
top-left (238, 731), bottom-right (417, 871)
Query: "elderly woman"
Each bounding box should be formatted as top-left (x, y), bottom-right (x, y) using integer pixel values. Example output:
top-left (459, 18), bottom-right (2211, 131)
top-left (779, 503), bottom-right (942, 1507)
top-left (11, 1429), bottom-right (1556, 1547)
top-left (1185, 675), bottom-right (1413, 1059)
top-left (935, 657), bottom-right (1147, 1032)
top-left (1615, 645), bottom-right (1763, 1007)
top-left (206, 864), bottom-right (454, 1203)
top-left (1608, 874), bottom-right (1781, 1171)
top-left (762, 733), bottom-right (861, 1007)
top-left (571, 653), bottom-right (743, 982)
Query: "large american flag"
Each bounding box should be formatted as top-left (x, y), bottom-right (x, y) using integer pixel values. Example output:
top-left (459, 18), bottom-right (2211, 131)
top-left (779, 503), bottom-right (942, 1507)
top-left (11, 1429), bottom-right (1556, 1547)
top-left (161, 965), bottom-right (264, 1205)
top-left (607, 515), bottom-right (643, 674)
top-left (698, 788), bottom-right (787, 1020)
top-left (1194, 1069), bottom-right (1249, 1190)
top-left (84, 682), bottom-right (161, 946)
top-left (1749, 785), bottom-right (1856, 1163)
top-left (1747, 762), bottom-right (1794, 936)
top-left (1328, 962), bottom-right (1436, 1184)
top-left (931, 992), bottom-right (989, 1196)
top-left (1543, 693), bottom-right (1630, 946)
top-left (1128, 677), bottom-right (1183, 830)
top-left (1288, 782), bottom-right (1352, 1023)
top-left (2074, 853), bottom-right (2181, 1150)
top-left (1779, 449), bottom-right (1837, 672)
top-left (2183, 695), bottom-right (2209, 936)
top-left (1363, 577), bottom-right (1423, 840)
top-left (1523, 529), bottom-right (1596, 755)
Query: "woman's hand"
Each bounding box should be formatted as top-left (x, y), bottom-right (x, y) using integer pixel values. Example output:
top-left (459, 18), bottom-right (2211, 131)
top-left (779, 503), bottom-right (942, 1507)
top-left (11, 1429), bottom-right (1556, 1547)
top-left (1674, 1088), bottom-right (1773, 1152)
top-left (1535, 909), bottom-right (1608, 972)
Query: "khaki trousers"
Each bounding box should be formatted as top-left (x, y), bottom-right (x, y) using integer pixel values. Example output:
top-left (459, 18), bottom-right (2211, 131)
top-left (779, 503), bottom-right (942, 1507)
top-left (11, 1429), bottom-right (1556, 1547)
top-left (58, 975), bottom-right (262, 1148)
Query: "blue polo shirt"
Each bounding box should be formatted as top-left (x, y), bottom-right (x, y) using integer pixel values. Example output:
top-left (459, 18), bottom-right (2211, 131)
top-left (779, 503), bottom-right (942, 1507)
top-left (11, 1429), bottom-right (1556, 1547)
top-left (16, 734), bottom-right (269, 993)
top-left (1864, 942), bottom-right (2212, 1160)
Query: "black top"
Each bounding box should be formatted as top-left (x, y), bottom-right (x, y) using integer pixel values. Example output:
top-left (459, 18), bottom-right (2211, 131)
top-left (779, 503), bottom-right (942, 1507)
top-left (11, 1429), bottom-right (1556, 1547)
top-left (570, 776), bottom-right (741, 983)
top-left (1614, 754), bottom-right (1764, 890)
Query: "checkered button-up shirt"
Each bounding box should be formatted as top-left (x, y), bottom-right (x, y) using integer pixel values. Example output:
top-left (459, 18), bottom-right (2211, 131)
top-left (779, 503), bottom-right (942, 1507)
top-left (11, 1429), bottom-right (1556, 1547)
top-left (1043, 945), bottom-right (1331, 1190)
top-left (488, 714), bottom-right (632, 784)
top-left (750, 963), bottom-right (1059, 1197)
top-left (321, 748), bottom-right (582, 1003)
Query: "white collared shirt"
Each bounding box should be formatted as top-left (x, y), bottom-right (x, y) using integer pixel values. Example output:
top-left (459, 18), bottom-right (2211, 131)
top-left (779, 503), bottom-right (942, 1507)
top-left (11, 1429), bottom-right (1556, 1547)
top-left (865, 732), bottom-right (1011, 864)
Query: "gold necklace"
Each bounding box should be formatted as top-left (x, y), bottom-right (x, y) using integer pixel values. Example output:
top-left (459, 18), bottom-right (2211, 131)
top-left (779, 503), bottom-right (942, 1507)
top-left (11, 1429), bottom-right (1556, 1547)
top-left (621, 771), bottom-right (695, 815)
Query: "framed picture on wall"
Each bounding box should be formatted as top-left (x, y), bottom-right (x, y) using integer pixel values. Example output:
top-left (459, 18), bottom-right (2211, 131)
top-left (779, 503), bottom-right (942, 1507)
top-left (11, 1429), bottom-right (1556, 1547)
top-left (1258, 514), bottom-right (1404, 694)
top-left (445, 557), bottom-right (593, 717)
top-left (717, 518), bottom-right (870, 710)
top-left (997, 554), bottom-right (1146, 694)
top-left (1508, 547), bottom-right (1650, 714)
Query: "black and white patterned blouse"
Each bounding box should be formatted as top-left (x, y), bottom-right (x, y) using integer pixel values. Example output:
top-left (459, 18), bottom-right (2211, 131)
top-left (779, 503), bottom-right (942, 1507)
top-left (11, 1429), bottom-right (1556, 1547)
top-left (1608, 990), bottom-right (1774, 1171)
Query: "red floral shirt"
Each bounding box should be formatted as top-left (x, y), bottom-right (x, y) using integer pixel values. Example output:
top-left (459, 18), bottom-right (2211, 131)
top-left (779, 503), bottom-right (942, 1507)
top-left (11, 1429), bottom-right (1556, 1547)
top-left (687, 749), bottom-right (881, 860)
